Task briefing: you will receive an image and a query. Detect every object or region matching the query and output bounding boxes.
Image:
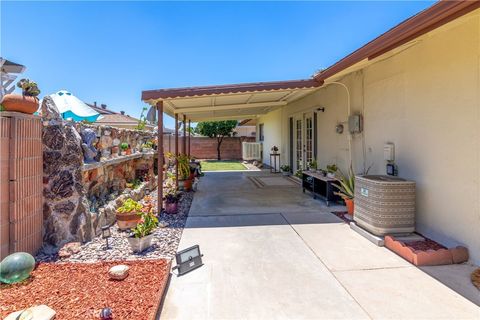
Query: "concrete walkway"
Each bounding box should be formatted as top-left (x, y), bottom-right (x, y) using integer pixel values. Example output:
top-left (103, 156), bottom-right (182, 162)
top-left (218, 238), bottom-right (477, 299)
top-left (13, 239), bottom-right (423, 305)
top-left (162, 172), bottom-right (480, 320)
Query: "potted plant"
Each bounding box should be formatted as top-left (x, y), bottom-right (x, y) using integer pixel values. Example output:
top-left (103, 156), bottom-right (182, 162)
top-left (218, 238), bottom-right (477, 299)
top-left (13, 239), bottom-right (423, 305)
top-left (307, 159), bottom-right (318, 172)
top-left (116, 198), bottom-right (142, 230)
top-left (128, 207), bottom-right (158, 253)
top-left (120, 142), bottom-right (128, 156)
top-left (141, 141), bottom-right (153, 152)
top-left (326, 164), bottom-right (338, 178)
top-left (1, 79), bottom-right (41, 114)
top-left (165, 190), bottom-right (180, 214)
top-left (332, 166), bottom-right (355, 216)
top-left (177, 154), bottom-right (192, 191)
top-left (280, 165), bottom-right (291, 176)
top-left (271, 146), bottom-right (279, 154)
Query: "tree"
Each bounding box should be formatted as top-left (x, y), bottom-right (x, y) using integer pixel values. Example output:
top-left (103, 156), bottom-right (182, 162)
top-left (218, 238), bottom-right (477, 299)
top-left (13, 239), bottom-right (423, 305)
top-left (195, 120), bottom-right (238, 160)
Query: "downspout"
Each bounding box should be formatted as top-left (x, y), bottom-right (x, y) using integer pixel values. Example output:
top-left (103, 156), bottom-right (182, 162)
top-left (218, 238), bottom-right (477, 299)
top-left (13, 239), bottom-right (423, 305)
top-left (323, 81), bottom-right (353, 169)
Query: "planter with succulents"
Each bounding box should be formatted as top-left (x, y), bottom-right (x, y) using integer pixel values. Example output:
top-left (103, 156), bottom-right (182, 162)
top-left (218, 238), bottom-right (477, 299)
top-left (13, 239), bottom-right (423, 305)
top-left (128, 207), bottom-right (158, 253)
top-left (116, 198), bottom-right (142, 230)
top-left (1, 79), bottom-right (41, 114)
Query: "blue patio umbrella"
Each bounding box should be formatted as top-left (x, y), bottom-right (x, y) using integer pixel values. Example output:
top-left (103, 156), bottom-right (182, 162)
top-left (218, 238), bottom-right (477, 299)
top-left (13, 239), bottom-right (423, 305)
top-left (49, 90), bottom-right (101, 122)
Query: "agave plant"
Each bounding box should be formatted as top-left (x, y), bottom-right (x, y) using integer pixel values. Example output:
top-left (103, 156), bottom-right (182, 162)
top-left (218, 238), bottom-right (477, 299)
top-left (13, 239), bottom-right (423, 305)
top-left (332, 165), bottom-right (355, 200)
top-left (17, 79), bottom-right (40, 97)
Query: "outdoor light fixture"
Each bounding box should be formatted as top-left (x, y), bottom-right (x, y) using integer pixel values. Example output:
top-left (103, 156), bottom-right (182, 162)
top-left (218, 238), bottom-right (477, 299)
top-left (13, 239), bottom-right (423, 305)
top-left (101, 225), bottom-right (111, 249)
top-left (172, 245), bottom-right (204, 276)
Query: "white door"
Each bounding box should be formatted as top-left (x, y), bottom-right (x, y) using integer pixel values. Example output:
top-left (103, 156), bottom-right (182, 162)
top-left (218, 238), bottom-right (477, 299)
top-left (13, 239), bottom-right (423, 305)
top-left (293, 112), bottom-right (315, 172)
top-left (304, 112), bottom-right (314, 167)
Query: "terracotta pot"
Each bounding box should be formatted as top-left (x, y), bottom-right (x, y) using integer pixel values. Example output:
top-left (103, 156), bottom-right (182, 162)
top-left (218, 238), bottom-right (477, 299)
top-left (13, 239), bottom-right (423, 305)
top-left (126, 149), bottom-right (132, 155)
top-left (165, 202), bottom-right (178, 214)
top-left (181, 178), bottom-right (192, 191)
top-left (116, 211), bottom-right (141, 230)
top-left (344, 198), bottom-right (354, 215)
top-left (1, 94), bottom-right (39, 114)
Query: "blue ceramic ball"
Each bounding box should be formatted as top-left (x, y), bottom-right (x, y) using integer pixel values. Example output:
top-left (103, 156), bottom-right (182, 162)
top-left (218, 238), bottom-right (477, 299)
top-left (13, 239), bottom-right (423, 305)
top-left (0, 252), bottom-right (35, 284)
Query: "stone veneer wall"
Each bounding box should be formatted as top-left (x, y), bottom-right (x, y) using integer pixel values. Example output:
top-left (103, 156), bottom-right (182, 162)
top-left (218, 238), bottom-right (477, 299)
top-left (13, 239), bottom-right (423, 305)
top-left (41, 97), bottom-right (156, 247)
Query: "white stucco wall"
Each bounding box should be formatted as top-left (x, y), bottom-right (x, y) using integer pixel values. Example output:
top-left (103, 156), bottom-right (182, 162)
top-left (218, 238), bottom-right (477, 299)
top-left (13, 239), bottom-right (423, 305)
top-left (257, 108), bottom-right (283, 167)
top-left (260, 10), bottom-right (480, 263)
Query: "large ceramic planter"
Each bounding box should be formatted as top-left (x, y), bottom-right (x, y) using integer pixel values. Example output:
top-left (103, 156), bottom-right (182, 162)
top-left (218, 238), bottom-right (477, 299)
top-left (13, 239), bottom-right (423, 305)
top-left (1, 94), bottom-right (39, 114)
top-left (116, 211), bottom-right (141, 230)
top-left (128, 233), bottom-right (154, 253)
top-left (165, 202), bottom-right (178, 214)
top-left (344, 198), bottom-right (354, 215)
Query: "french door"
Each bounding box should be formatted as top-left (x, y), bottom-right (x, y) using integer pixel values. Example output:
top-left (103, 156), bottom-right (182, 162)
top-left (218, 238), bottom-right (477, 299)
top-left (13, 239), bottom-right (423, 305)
top-left (293, 112), bottom-right (315, 172)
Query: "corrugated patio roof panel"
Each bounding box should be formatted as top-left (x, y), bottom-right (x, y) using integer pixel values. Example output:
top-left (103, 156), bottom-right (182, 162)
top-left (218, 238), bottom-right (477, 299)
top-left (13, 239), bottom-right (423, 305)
top-left (141, 79), bottom-right (322, 101)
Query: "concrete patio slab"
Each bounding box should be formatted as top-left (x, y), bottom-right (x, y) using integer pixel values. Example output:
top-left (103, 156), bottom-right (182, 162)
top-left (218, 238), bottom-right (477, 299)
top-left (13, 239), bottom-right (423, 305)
top-left (162, 214), bottom-right (369, 320)
top-left (334, 267), bottom-right (480, 319)
top-left (287, 222), bottom-right (411, 271)
top-left (190, 172), bottom-right (343, 216)
top-left (161, 172), bottom-right (479, 319)
top-left (420, 263), bottom-right (480, 306)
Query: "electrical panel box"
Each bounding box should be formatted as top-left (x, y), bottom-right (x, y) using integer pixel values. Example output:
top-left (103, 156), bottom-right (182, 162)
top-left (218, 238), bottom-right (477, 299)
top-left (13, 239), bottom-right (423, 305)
top-left (348, 114), bottom-right (363, 134)
top-left (384, 143), bottom-right (395, 161)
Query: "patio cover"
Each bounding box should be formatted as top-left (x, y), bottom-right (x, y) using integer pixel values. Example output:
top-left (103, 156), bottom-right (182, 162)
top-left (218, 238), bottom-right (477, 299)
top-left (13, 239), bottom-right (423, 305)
top-left (141, 79), bottom-right (322, 121)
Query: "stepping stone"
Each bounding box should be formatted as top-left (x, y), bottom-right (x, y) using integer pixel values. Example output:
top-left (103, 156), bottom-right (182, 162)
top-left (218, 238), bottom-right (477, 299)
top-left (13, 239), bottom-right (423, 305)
top-left (5, 305), bottom-right (56, 320)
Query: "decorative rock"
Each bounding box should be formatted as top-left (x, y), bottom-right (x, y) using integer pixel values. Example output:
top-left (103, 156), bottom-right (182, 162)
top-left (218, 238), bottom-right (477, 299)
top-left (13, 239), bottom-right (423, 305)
top-left (99, 307), bottom-right (113, 320)
top-left (451, 246), bottom-right (469, 264)
top-left (53, 201), bottom-right (76, 215)
top-left (100, 135), bottom-right (113, 148)
top-left (0, 252), bottom-right (36, 284)
top-left (58, 242), bottom-right (82, 258)
top-left (42, 125), bottom-right (65, 150)
top-left (41, 96), bottom-right (61, 121)
top-left (49, 170), bottom-right (74, 199)
top-left (80, 128), bottom-right (98, 163)
top-left (5, 305), bottom-right (56, 320)
top-left (108, 264), bottom-right (129, 280)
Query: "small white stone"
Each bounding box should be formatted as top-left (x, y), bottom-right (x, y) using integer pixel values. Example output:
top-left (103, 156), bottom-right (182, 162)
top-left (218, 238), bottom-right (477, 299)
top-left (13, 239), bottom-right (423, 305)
top-left (108, 264), bottom-right (129, 280)
top-left (5, 305), bottom-right (56, 320)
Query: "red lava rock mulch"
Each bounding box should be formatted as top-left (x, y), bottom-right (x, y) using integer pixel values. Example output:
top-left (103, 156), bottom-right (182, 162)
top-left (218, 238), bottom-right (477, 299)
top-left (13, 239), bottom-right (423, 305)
top-left (0, 259), bottom-right (170, 320)
top-left (403, 237), bottom-right (446, 251)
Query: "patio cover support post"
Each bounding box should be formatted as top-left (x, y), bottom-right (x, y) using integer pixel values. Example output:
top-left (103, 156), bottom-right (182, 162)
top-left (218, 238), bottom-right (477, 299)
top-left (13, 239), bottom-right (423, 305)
top-left (175, 113), bottom-right (179, 189)
top-left (188, 120), bottom-right (191, 157)
top-left (156, 101), bottom-right (164, 214)
top-left (182, 114), bottom-right (187, 155)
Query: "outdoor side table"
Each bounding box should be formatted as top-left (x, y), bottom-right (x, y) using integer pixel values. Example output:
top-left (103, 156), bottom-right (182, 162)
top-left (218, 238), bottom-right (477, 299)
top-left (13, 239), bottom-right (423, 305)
top-left (270, 153), bottom-right (280, 173)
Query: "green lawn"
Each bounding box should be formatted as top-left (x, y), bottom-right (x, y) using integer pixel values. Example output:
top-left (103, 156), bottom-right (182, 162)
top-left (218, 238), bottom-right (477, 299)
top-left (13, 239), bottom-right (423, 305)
top-left (201, 160), bottom-right (247, 171)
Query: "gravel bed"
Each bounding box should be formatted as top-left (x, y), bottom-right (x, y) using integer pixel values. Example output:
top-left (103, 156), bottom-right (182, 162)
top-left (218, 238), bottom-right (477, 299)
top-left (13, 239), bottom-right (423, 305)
top-left (36, 190), bottom-right (193, 263)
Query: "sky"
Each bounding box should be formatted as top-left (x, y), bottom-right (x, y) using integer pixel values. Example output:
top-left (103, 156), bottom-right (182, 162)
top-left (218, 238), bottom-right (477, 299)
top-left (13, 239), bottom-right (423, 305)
top-left (1, 1), bottom-right (434, 129)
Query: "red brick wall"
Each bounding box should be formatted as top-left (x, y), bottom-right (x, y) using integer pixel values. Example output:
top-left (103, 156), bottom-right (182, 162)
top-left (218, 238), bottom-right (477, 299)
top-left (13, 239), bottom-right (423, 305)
top-left (162, 135), bottom-right (255, 160)
top-left (0, 112), bottom-right (43, 259)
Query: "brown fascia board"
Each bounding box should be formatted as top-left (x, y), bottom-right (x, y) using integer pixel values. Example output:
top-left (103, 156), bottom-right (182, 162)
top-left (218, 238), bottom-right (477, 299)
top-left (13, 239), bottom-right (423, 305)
top-left (141, 79), bottom-right (323, 101)
top-left (314, 0), bottom-right (480, 81)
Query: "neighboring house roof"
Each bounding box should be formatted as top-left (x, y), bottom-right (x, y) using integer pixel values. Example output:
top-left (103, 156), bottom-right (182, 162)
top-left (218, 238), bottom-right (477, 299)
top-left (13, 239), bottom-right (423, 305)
top-left (95, 113), bottom-right (139, 125)
top-left (86, 102), bottom-right (156, 130)
top-left (86, 103), bottom-right (118, 115)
